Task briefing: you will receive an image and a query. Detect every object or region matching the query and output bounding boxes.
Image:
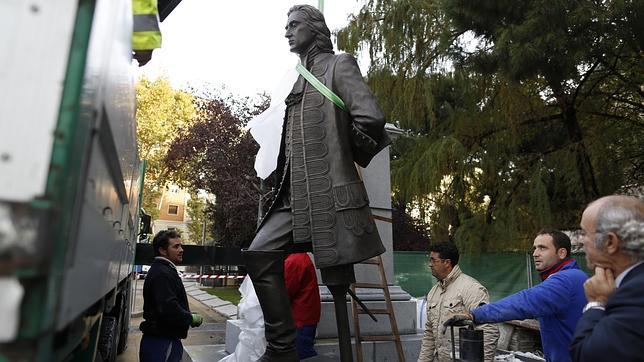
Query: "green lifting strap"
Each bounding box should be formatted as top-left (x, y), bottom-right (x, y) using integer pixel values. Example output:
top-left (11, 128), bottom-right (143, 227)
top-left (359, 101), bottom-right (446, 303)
top-left (295, 63), bottom-right (348, 112)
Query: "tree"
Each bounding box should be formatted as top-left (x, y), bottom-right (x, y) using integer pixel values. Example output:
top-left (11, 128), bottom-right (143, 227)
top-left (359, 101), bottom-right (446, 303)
top-left (338, 0), bottom-right (643, 252)
top-left (392, 196), bottom-right (432, 251)
top-left (165, 91), bottom-right (269, 247)
top-left (185, 194), bottom-right (215, 244)
top-left (136, 77), bottom-right (196, 220)
top-left (442, 0), bottom-right (642, 199)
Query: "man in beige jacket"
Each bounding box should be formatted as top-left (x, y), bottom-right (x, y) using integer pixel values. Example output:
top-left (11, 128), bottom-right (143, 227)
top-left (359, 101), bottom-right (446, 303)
top-left (418, 242), bottom-right (498, 361)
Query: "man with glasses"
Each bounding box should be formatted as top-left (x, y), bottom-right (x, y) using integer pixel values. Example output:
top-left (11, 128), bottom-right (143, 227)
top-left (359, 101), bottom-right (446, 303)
top-left (571, 195), bottom-right (644, 362)
top-left (444, 229), bottom-right (587, 362)
top-left (418, 242), bottom-right (498, 361)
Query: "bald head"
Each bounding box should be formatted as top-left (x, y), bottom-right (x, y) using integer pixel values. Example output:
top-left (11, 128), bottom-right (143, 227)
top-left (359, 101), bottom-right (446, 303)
top-left (584, 195), bottom-right (644, 261)
top-left (588, 195), bottom-right (644, 215)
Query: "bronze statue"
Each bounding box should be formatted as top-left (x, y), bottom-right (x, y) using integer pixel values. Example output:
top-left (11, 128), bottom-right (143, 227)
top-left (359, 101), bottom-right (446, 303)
top-left (242, 5), bottom-right (390, 361)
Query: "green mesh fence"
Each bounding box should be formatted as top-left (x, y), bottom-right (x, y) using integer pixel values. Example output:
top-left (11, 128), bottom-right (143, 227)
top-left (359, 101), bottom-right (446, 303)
top-left (394, 251), bottom-right (590, 300)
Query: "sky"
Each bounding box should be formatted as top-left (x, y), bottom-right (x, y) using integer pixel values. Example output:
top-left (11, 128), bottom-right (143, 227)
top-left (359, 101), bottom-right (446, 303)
top-left (139, 0), bottom-right (365, 98)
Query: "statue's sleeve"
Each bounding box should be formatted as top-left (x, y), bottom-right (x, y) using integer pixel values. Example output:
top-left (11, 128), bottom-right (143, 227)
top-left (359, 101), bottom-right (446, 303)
top-left (334, 53), bottom-right (391, 167)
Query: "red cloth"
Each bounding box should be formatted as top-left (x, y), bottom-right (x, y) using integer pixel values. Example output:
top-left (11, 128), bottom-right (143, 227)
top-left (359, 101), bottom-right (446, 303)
top-left (539, 257), bottom-right (575, 281)
top-left (284, 253), bottom-right (321, 328)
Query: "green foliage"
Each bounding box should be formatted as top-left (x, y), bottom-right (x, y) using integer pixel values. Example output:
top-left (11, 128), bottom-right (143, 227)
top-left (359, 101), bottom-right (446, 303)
top-left (165, 90), bottom-right (269, 248)
top-left (340, 0), bottom-right (643, 251)
top-left (135, 77), bottom-right (196, 219)
top-left (186, 195), bottom-right (215, 244)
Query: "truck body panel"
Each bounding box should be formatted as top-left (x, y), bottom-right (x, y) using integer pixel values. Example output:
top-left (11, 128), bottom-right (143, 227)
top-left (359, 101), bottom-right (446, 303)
top-left (0, 0), bottom-right (151, 360)
top-left (56, 0), bottom-right (138, 331)
top-left (0, 0), bottom-right (78, 202)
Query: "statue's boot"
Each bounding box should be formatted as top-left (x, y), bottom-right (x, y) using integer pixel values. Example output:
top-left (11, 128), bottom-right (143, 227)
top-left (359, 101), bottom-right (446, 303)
top-left (242, 250), bottom-right (298, 361)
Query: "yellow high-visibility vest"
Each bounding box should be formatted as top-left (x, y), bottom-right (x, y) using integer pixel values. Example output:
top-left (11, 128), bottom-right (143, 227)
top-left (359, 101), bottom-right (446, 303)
top-left (132, 0), bottom-right (161, 51)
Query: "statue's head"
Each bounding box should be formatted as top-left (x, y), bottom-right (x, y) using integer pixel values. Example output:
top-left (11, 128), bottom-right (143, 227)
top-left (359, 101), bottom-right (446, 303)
top-left (285, 5), bottom-right (333, 55)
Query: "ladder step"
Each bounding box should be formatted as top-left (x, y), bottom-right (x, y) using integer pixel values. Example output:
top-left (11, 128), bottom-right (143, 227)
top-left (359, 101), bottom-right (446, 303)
top-left (356, 308), bottom-right (391, 315)
top-left (353, 282), bottom-right (385, 289)
top-left (359, 257), bottom-right (381, 265)
top-left (360, 335), bottom-right (399, 342)
top-left (351, 254), bottom-right (404, 361)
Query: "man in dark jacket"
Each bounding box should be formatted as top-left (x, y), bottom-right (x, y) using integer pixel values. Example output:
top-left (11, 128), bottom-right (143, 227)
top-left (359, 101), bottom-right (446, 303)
top-left (139, 230), bottom-right (203, 362)
top-left (571, 195), bottom-right (644, 362)
top-left (445, 229), bottom-right (587, 362)
top-left (242, 5), bottom-right (390, 361)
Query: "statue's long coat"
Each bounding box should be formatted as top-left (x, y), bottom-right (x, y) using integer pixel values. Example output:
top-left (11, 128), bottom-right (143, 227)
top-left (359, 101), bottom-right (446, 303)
top-left (258, 51), bottom-right (391, 269)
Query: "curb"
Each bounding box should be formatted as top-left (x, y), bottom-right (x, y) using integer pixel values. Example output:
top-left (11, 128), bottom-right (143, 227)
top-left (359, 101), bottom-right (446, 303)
top-left (186, 284), bottom-right (238, 320)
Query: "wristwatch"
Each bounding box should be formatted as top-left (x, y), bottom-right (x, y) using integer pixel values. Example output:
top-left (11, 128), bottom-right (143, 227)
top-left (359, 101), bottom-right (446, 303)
top-left (583, 301), bottom-right (606, 313)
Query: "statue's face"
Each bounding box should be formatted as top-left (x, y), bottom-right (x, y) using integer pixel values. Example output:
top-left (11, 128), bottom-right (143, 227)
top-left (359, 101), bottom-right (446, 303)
top-left (285, 11), bottom-right (315, 54)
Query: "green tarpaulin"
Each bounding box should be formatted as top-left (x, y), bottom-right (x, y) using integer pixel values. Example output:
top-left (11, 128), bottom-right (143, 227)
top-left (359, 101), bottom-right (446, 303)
top-left (394, 251), bottom-right (590, 300)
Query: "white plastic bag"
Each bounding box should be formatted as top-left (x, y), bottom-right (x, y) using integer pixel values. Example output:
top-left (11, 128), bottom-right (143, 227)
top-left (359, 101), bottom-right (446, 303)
top-left (219, 276), bottom-right (266, 362)
top-left (247, 67), bottom-right (299, 180)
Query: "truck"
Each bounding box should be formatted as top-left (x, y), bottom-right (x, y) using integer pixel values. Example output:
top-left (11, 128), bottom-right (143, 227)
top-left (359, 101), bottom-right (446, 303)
top-left (0, 0), bottom-right (178, 360)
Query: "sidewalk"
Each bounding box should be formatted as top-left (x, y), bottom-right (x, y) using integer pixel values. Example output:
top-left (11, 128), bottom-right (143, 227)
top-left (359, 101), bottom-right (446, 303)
top-left (184, 283), bottom-right (238, 320)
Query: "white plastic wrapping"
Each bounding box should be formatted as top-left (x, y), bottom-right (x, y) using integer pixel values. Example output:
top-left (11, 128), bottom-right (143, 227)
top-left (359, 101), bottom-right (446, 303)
top-left (219, 276), bottom-right (266, 362)
top-left (0, 277), bottom-right (24, 342)
top-left (247, 67), bottom-right (299, 180)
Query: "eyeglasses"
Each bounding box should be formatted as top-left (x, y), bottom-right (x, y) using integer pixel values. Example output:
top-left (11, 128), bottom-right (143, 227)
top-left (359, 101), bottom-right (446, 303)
top-left (571, 229), bottom-right (606, 239)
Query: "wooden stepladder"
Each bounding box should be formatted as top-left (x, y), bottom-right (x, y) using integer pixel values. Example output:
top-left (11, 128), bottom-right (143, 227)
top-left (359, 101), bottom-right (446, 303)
top-left (350, 255), bottom-right (405, 361)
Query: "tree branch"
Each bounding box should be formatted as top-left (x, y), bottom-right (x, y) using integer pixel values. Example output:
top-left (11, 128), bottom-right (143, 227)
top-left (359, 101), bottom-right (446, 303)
top-left (587, 112), bottom-right (644, 128)
top-left (474, 113), bottom-right (564, 145)
top-left (572, 59), bottom-right (601, 104)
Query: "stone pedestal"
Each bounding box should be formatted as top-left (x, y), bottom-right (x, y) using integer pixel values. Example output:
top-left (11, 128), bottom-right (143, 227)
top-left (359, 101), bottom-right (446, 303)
top-left (316, 297), bottom-right (417, 338)
top-left (209, 326), bottom-right (425, 362)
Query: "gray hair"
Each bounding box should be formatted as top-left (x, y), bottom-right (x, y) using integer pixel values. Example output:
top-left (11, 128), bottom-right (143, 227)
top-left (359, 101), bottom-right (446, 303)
top-left (595, 196), bottom-right (644, 261)
top-left (287, 4), bottom-right (333, 52)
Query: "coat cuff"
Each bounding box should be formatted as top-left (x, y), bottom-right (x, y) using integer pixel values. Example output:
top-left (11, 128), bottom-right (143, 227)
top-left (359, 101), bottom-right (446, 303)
top-left (351, 123), bottom-right (379, 154)
top-left (471, 310), bottom-right (480, 324)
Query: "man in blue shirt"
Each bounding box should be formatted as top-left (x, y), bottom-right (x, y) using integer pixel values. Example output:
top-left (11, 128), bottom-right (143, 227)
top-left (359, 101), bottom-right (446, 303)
top-left (445, 229), bottom-right (587, 362)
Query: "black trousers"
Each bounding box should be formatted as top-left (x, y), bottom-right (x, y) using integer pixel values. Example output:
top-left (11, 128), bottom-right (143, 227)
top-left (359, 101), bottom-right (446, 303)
top-left (248, 191), bottom-right (354, 285)
top-left (248, 208), bottom-right (295, 251)
top-left (248, 190), bottom-right (311, 253)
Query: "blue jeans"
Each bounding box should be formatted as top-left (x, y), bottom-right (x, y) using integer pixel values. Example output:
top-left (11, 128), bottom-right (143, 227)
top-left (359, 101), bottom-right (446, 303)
top-left (139, 335), bottom-right (183, 362)
top-left (296, 325), bottom-right (318, 359)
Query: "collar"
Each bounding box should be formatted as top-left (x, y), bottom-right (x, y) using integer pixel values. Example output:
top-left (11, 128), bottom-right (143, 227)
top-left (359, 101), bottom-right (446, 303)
top-left (289, 45), bottom-right (331, 100)
top-left (539, 257), bottom-right (574, 281)
top-left (616, 261), bottom-right (643, 288)
top-left (154, 256), bottom-right (177, 270)
top-left (439, 264), bottom-right (462, 289)
top-left (298, 44), bottom-right (332, 69)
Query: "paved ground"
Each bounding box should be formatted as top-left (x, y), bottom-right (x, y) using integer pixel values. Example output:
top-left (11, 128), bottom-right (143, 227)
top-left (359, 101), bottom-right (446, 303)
top-left (116, 280), bottom-right (227, 362)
